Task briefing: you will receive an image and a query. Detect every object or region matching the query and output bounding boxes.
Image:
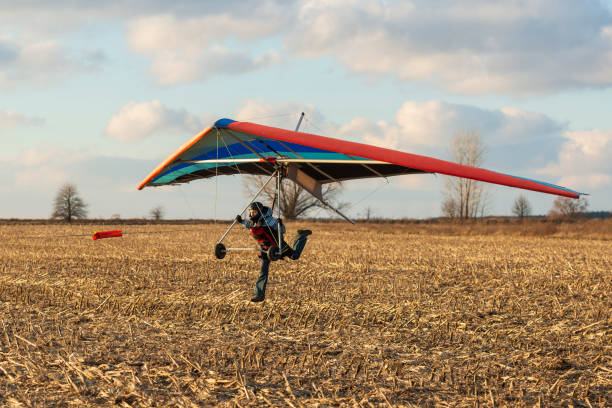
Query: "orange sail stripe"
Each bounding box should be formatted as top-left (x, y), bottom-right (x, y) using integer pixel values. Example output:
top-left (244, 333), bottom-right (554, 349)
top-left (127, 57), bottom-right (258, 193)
top-left (137, 126), bottom-right (213, 190)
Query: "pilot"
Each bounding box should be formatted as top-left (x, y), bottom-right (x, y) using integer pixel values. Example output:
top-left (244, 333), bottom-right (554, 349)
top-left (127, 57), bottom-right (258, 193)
top-left (236, 202), bottom-right (311, 302)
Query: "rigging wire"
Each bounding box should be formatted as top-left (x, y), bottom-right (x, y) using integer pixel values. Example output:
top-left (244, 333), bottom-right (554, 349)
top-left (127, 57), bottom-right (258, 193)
top-left (220, 134), bottom-right (244, 178)
top-left (301, 114), bottom-right (391, 218)
top-left (345, 178), bottom-right (391, 213)
top-left (217, 132), bottom-right (282, 248)
top-left (302, 115), bottom-right (326, 134)
top-left (214, 128), bottom-right (219, 224)
top-left (178, 185), bottom-right (198, 220)
top-left (236, 112), bottom-right (294, 123)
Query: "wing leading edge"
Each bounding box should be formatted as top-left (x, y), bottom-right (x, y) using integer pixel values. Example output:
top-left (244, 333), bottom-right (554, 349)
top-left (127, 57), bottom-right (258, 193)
top-left (138, 118), bottom-right (582, 199)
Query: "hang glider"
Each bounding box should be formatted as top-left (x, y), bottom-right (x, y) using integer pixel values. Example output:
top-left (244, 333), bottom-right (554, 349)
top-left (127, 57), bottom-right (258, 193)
top-left (138, 118), bottom-right (582, 200)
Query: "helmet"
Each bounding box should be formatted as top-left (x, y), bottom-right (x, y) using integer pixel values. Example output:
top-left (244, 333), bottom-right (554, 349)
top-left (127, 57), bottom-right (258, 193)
top-left (250, 202), bottom-right (264, 212)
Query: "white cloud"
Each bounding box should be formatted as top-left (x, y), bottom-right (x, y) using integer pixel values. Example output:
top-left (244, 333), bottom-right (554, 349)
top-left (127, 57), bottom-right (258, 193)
top-left (286, 0), bottom-right (612, 94)
top-left (0, 3), bottom-right (289, 86)
top-left (105, 100), bottom-right (210, 142)
top-left (8, 145), bottom-right (85, 189)
top-left (105, 99), bottom-right (321, 145)
top-left (3, 1), bottom-right (612, 93)
top-left (0, 110), bottom-right (43, 131)
top-left (332, 100), bottom-right (562, 151)
top-left (333, 117), bottom-right (398, 145)
top-left (0, 33), bottom-right (102, 88)
top-left (0, 1), bottom-right (288, 34)
top-left (126, 10), bottom-right (286, 84)
top-left (3, 143), bottom-right (150, 193)
top-left (539, 130), bottom-right (612, 190)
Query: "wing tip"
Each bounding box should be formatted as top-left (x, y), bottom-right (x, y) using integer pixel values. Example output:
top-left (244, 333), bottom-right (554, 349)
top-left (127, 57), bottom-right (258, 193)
top-left (214, 118), bottom-right (236, 129)
top-left (137, 125), bottom-right (215, 191)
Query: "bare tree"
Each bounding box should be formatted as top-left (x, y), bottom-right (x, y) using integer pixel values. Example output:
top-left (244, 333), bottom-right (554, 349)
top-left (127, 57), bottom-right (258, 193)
top-left (243, 175), bottom-right (344, 220)
top-left (363, 206), bottom-right (375, 221)
top-left (51, 183), bottom-right (88, 222)
top-left (512, 194), bottom-right (532, 219)
top-left (150, 206), bottom-right (164, 220)
top-left (441, 197), bottom-right (459, 219)
top-left (548, 197), bottom-right (588, 219)
top-left (442, 130), bottom-right (489, 219)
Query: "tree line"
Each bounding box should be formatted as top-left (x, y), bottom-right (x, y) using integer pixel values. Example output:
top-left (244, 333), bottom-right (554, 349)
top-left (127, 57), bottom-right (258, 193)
top-left (439, 130), bottom-right (590, 221)
top-left (50, 183), bottom-right (166, 222)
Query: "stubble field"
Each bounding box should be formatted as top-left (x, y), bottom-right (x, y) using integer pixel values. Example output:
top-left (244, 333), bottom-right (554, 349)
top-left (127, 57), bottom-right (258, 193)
top-left (0, 221), bottom-right (610, 407)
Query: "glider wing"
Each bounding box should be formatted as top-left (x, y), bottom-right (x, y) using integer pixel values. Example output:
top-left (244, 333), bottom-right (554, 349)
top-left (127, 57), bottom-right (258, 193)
top-left (138, 118), bottom-right (582, 199)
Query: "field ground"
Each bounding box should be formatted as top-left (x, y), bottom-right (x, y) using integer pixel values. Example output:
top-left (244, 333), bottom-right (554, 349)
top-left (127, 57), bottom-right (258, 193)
top-left (0, 222), bottom-right (610, 407)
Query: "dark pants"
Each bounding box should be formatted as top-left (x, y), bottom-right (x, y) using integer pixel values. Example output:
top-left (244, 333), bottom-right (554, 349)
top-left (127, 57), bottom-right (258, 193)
top-left (254, 233), bottom-right (309, 298)
top-left (254, 257), bottom-right (271, 297)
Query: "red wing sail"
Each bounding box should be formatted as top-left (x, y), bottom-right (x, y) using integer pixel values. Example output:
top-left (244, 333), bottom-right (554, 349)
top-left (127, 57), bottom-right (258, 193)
top-left (226, 121), bottom-right (581, 199)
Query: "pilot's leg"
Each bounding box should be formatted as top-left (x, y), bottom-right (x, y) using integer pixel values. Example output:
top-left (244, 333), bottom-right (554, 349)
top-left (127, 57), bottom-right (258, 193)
top-left (252, 256), bottom-right (270, 302)
top-left (290, 230), bottom-right (312, 260)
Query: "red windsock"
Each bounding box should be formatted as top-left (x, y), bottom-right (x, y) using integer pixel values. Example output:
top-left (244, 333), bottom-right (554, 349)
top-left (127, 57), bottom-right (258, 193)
top-left (93, 230), bottom-right (123, 240)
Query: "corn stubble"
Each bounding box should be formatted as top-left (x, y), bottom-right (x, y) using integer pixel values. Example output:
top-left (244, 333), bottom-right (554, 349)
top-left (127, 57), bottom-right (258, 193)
top-left (0, 222), bottom-right (610, 407)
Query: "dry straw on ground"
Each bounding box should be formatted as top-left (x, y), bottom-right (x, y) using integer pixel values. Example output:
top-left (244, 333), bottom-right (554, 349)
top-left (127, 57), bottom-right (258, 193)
top-left (0, 221), bottom-right (610, 407)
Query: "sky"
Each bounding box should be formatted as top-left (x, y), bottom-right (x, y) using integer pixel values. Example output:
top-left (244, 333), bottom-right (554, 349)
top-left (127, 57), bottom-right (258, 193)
top-left (1, 0), bottom-right (611, 220)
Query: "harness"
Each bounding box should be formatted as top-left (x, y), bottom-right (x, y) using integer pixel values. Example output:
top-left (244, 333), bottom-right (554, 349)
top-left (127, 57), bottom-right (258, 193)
top-left (249, 224), bottom-right (293, 259)
top-left (250, 225), bottom-right (277, 249)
